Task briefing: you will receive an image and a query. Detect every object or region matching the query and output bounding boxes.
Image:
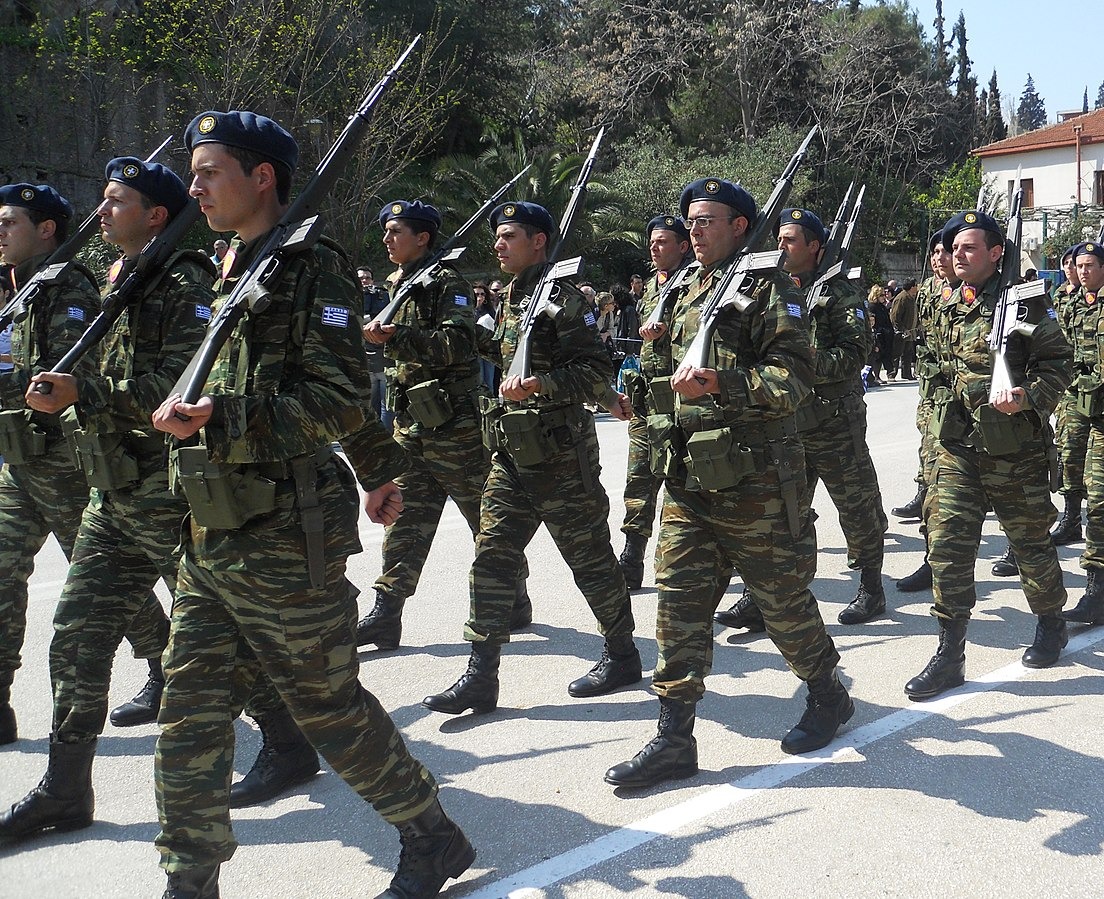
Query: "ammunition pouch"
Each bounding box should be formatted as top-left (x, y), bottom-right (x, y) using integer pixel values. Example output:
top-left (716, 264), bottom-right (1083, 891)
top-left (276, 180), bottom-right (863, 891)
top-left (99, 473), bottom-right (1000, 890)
top-left (973, 404), bottom-right (1034, 457)
top-left (622, 368), bottom-right (646, 415)
top-left (771, 435), bottom-right (806, 539)
top-left (498, 409), bottom-right (555, 467)
top-left (916, 359), bottom-right (942, 394)
top-left (171, 445), bottom-right (278, 529)
top-left (646, 413), bottom-right (682, 479)
top-left (479, 395), bottom-right (504, 452)
top-left (648, 376), bottom-right (675, 416)
top-left (685, 427), bottom-right (757, 491)
top-left (61, 411), bottom-right (141, 491)
top-left (1075, 373), bottom-right (1103, 419)
top-left (930, 388), bottom-right (970, 442)
top-left (405, 379), bottom-right (454, 429)
top-left (795, 396), bottom-right (838, 433)
top-left (0, 409), bottom-right (47, 466)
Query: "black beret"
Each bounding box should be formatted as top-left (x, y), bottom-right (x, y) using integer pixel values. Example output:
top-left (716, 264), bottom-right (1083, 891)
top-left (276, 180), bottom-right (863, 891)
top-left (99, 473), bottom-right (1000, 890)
top-left (646, 214), bottom-right (690, 242)
top-left (779, 208), bottom-right (827, 244)
top-left (105, 157), bottom-right (190, 218)
top-left (185, 110), bottom-right (299, 173)
top-left (679, 178), bottom-right (756, 223)
top-left (928, 229), bottom-right (944, 254)
top-left (942, 210), bottom-right (1003, 250)
top-left (1062, 244), bottom-right (1080, 263)
top-left (378, 199), bottom-right (442, 231)
top-left (0, 183), bottom-right (72, 221)
top-left (489, 201), bottom-right (555, 237)
top-left (1073, 241), bottom-right (1104, 263)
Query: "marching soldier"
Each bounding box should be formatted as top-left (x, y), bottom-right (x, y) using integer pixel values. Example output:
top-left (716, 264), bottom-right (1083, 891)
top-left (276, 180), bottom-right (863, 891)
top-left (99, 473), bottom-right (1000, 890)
top-left (904, 210), bottom-right (1072, 701)
top-left (151, 110), bottom-right (473, 899)
top-left (423, 200), bottom-right (642, 716)
top-left (617, 214), bottom-right (693, 589)
top-left (606, 179), bottom-right (851, 789)
top-left (0, 159), bottom-right (214, 842)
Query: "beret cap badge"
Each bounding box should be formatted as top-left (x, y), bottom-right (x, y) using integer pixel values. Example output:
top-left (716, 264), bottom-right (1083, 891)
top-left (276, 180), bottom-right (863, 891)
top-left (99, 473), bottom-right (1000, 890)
top-left (391, 203), bottom-right (403, 215)
top-left (198, 115), bottom-right (216, 134)
top-left (20, 188), bottom-right (34, 201)
top-left (705, 180), bottom-right (720, 193)
top-left (791, 210), bottom-right (802, 219)
top-left (664, 216), bottom-right (675, 226)
top-left (122, 164), bottom-right (140, 179)
top-left (1089, 243), bottom-right (1097, 252)
top-left (503, 204), bottom-right (516, 217)
top-left (964, 212), bottom-right (977, 223)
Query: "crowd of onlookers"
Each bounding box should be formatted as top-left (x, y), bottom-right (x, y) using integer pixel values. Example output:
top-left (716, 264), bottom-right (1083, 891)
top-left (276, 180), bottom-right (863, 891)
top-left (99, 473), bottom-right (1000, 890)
top-left (865, 278), bottom-right (918, 387)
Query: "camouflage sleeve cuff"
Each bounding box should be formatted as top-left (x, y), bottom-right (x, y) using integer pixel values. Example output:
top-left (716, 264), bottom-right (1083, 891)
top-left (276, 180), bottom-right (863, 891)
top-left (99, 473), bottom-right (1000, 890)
top-left (716, 369), bottom-right (749, 410)
top-left (202, 396), bottom-right (247, 462)
top-left (77, 376), bottom-right (112, 416)
top-left (535, 373), bottom-right (555, 398)
top-left (340, 419), bottom-right (409, 490)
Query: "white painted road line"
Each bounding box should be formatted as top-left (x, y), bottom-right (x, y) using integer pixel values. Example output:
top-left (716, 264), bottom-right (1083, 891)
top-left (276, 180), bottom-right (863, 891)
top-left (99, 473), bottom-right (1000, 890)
top-left (466, 626), bottom-right (1104, 899)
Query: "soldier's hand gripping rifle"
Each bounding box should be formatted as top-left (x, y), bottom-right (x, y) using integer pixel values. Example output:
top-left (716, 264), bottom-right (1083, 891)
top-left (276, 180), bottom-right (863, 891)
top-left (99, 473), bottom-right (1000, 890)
top-left (33, 199), bottom-right (203, 394)
top-left (168, 36), bottom-right (420, 409)
top-left (987, 168), bottom-right (1048, 403)
top-left (0, 137), bottom-right (173, 332)
top-left (806, 182), bottom-right (866, 309)
top-left (372, 164), bottom-right (532, 327)
top-left (505, 127), bottom-right (605, 381)
top-left (643, 257), bottom-right (698, 329)
top-left (679, 125), bottom-right (818, 371)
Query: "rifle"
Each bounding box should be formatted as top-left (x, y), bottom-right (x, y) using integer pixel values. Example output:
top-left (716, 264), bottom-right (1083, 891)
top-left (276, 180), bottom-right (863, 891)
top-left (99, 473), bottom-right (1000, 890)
top-left (371, 164), bottom-right (532, 326)
top-left (33, 200), bottom-right (203, 394)
top-left (987, 167), bottom-right (1048, 403)
top-left (806, 183), bottom-right (866, 309)
top-left (643, 257), bottom-right (698, 328)
top-left (679, 125), bottom-right (819, 371)
top-left (170, 36), bottom-right (420, 406)
top-left (504, 127), bottom-right (605, 381)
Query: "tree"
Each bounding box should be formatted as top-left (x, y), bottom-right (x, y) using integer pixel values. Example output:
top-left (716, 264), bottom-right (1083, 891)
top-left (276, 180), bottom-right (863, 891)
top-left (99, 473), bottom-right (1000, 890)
top-left (1084, 86), bottom-right (1090, 114)
top-left (1016, 74), bottom-right (1047, 131)
top-left (931, 0), bottom-right (952, 84)
top-left (977, 69), bottom-right (1007, 144)
top-left (1096, 80), bottom-right (1104, 109)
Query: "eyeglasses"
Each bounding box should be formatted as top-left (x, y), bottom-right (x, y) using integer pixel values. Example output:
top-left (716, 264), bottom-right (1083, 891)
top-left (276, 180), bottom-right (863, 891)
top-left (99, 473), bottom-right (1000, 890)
top-left (685, 214), bottom-right (734, 230)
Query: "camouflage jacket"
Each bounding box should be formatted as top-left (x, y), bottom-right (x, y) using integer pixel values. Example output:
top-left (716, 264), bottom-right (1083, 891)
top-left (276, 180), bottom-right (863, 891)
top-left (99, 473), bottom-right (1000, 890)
top-left (1052, 280), bottom-right (1079, 324)
top-left (0, 252), bottom-right (101, 437)
top-left (669, 250), bottom-right (814, 432)
top-left (1058, 285), bottom-right (1104, 389)
top-left (487, 262), bottom-right (613, 410)
top-left (915, 274), bottom-right (955, 398)
top-left (794, 268), bottom-right (870, 393)
top-left (200, 235), bottom-right (405, 488)
top-left (637, 256), bottom-right (696, 380)
top-left (74, 249), bottom-right (215, 447)
top-left (930, 270), bottom-right (1073, 418)
top-left (383, 256), bottom-right (479, 393)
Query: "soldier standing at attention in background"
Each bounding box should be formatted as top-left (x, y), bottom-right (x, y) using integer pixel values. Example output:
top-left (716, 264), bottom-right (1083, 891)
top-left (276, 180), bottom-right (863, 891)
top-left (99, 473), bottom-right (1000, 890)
top-left (0, 184), bottom-right (168, 748)
top-left (151, 110), bottom-right (473, 899)
top-left (905, 210), bottom-right (1072, 702)
top-left (617, 214), bottom-right (693, 590)
top-left (356, 199), bottom-right (531, 651)
top-left (606, 179), bottom-right (852, 789)
top-left (0, 159), bottom-right (214, 843)
top-left (423, 200), bottom-right (641, 717)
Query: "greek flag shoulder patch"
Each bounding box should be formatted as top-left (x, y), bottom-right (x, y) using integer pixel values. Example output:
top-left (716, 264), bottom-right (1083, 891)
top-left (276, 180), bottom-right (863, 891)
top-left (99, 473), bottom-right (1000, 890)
top-left (68, 306), bottom-right (86, 322)
top-left (454, 294), bottom-right (469, 306)
top-left (785, 303), bottom-right (802, 318)
top-left (584, 311), bottom-right (596, 327)
top-left (321, 305), bottom-right (350, 328)
top-left (1047, 307), bottom-right (1057, 319)
top-left (196, 304), bottom-right (211, 321)
top-left (855, 307), bottom-right (865, 320)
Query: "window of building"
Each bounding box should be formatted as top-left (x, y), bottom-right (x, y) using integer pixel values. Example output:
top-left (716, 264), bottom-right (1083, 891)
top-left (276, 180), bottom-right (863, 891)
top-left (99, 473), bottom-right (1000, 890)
top-left (1009, 178), bottom-right (1035, 209)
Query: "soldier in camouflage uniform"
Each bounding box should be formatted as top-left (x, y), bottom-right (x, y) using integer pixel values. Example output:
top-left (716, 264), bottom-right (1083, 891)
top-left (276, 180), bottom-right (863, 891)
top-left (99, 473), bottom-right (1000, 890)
top-left (905, 210), bottom-right (1073, 702)
top-left (1061, 242), bottom-right (1104, 626)
top-left (150, 111), bottom-right (472, 899)
top-left (617, 214), bottom-right (693, 590)
top-left (896, 229), bottom-right (960, 592)
top-left (0, 159), bottom-right (215, 843)
top-left (606, 179), bottom-right (851, 789)
top-left (356, 199), bottom-right (530, 649)
top-left (0, 184), bottom-right (167, 749)
top-left (423, 200), bottom-right (641, 717)
top-left (1049, 245), bottom-right (1088, 547)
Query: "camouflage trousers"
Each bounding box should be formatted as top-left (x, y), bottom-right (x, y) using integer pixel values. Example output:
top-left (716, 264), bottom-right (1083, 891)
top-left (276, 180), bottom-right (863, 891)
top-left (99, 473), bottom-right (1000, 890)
top-left (926, 437), bottom-right (1066, 620)
top-left (155, 463), bottom-right (436, 871)
top-left (654, 461), bottom-right (840, 704)
top-left (0, 446), bottom-right (167, 692)
top-left (1056, 393), bottom-right (1090, 498)
top-left (1080, 422), bottom-right (1104, 570)
top-left (465, 412), bottom-right (633, 644)
top-left (375, 409), bottom-right (525, 604)
top-left (50, 471), bottom-right (183, 743)
top-left (914, 395), bottom-right (937, 486)
top-left (620, 411), bottom-right (664, 538)
top-left (800, 394), bottom-right (888, 571)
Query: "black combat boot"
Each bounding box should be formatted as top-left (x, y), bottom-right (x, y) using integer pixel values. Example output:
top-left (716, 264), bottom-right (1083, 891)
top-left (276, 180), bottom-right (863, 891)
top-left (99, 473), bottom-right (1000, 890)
top-left (896, 558), bottom-right (933, 592)
top-left (712, 588), bottom-right (765, 632)
top-left (604, 697), bottom-right (698, 787)
top-left (355, 593), bottom-right (403, 650)
top-left (618, 532), bottom-right (648, 591)
top-left (991, 543), bottom-right (1018, 576)
top-left (0, 684), bottom-right (15, 745)
top-left (1063, 568), bottom-right (1104, 625)
top-left (509, 580), bottom-right (533, 632)
top-left (904, 618), bottom-right (968, 701)
top-left (376, 797), bottom-right (475, 899)
top-left (163, 865), bottom-right (220, 899)
top-left (567, 634), bottom-right (643, 698)
top-left (109, 656), bottom-right (165, 727)
top-left (780, 669), bottom-right (855, 755)
top-left (1049, 494), bottom-right (1084, 546)
top-left (0, 737), bottom-right (95, 842)
top-left (1021, 614), bottom-right (1069, 668)
top-left (229, 707), bottom-right (320, 808)
top-left (838, 567), bottom-right (887, 624)
top-left (422, 643), bottom-right (501, 715)
top-left (891, 485), bottom-right (927, 519)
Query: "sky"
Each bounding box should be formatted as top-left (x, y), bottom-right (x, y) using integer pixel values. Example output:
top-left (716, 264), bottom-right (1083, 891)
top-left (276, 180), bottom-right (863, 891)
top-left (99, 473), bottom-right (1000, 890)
top-left (919, 0), bottom-right (1099, 121)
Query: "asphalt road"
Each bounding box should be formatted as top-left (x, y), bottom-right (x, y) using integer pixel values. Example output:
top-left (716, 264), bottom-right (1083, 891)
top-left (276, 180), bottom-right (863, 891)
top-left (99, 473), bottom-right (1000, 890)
top-left (2, 381), bottom-right (1103, 899)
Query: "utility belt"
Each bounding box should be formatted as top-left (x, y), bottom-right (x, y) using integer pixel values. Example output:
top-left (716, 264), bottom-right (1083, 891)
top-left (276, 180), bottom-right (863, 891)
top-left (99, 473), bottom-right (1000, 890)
top-left (391, 373), bottom-right (483, 429)
top-left (478, 397), bottom-right (586, 470)
top-left (625, 370), bottom-right (676, 419)
top-left (61, 409), bottom-right (164, 491)
top-left (0, 409), bottom-right (48, 466)
top-left (916, 359), bottom-right (942, 394)
top-left (794, 381), bottom-right (860, 434)
top-left (1074, 373), bottom-right (1104, 419)
top-left (929, 387), bottom-right (1038, 457)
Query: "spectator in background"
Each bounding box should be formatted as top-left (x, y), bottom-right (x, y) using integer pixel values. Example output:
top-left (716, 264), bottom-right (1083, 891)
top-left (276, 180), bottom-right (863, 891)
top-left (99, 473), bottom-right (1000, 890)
top-left (867, 285), bottom-right (893, 385)
top-left (473, 281), bottom-right (499, 392)
top-left (358, 265), bottom-right (391, 431)
top-left (889, 279), bottom-right (919, 380)
top-left (629, 273), bottom-right (644, 302)
top-left (595, 291), bottom-right (616, 349)
top-left (209, 238), bottom-right (228, 267)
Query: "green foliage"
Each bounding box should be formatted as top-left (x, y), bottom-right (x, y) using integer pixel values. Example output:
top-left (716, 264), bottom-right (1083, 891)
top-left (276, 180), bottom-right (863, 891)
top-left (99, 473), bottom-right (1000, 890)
top-left (1043, 211), bottom-right (1102, 265)
top-left (911, 158), bottom-right (983, 215)
top-left (1017, 74), bottom-right (1047, 131)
